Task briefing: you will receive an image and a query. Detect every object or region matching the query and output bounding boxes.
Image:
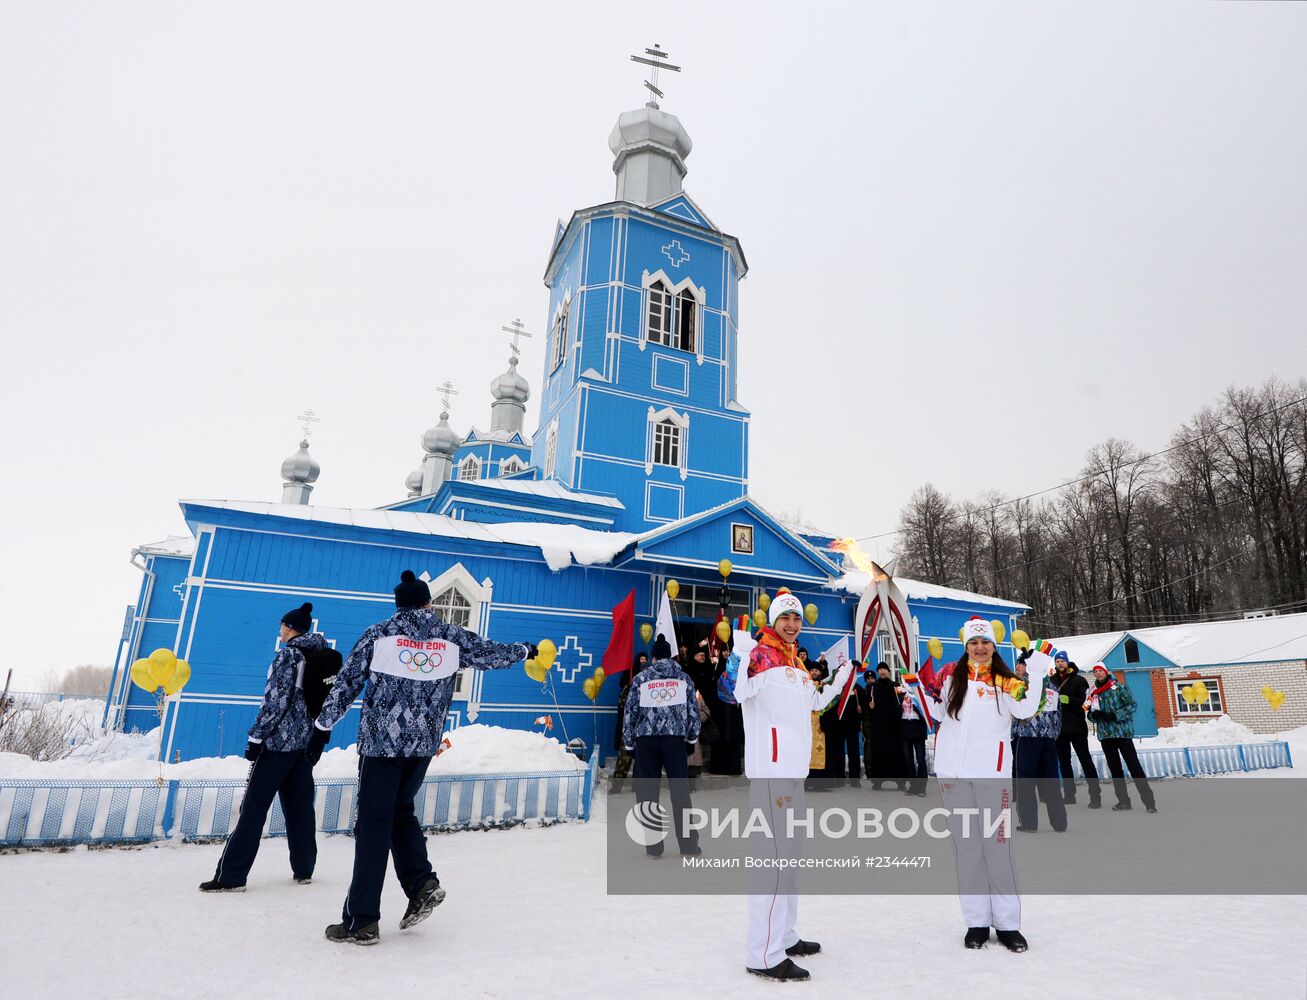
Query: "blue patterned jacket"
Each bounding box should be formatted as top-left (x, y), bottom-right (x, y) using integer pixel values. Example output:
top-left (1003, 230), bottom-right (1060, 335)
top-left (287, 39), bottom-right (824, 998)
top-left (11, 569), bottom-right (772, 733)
top-left (1011, 675), bottom-right (1063, 740)
top-left (248, 632), bottom-right (328, 752)
top-left (316, 608), bottom-right (528, 757)
top-left (622, 659), bottom-right (701, 749)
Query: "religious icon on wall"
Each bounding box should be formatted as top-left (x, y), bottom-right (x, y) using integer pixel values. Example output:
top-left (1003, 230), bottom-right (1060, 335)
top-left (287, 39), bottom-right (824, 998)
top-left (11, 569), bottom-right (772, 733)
top-left (731, 523), bottom-right (754, 555)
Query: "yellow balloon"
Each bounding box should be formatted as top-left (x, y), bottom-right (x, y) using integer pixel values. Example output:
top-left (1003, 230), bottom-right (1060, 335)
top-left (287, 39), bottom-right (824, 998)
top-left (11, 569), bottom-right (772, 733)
top-left (148, 647), bottom-right (177, 686)
top-left (991, 620), bottom-right (1006, 645)
top-left (130, 659), bottom-right (156, 693)
top-left (524, 659), bottom-right (548, 683)
top-left (1261, 685), bottom-right (1274, 699)
top-left (582, 677), bottom-right (598, 701)
top-left (927, 638), bottom-right (944, 661)
top-left (715, 620), bottom-right (731, 643)
top-left (593, 666), bottom-right (606, 683)
top-left (959, 627), bottom-right (966, 642)
top-left (804, 603), bottom-right (818, 625)
top-left (1181, 684), bottom-right (1198, 705)
top-left (163, 659), bottom-right (191, 696)
top-left (536, 639), bottom-right (558, 670)
top-left (640, 622), bottom-right (653, 644)
top-left (757, 594), bottom-right (771, 612)
top-left (666, 579), bottom-right (680, 600)
top-left (1011, 629), bottom-right (1031, 652)
top-left (718, 559), bottom-right (733, 579)
top-left (752, 609), bottom-right (767, 628)
top-left (1269, 691), bottom-right (1285, 710)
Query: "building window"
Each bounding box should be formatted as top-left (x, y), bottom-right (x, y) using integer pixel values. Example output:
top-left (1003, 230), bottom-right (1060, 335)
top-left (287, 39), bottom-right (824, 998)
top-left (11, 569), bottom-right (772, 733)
top-left (551, 301), bottom-right (570, 371)
top-left (676, 287), bottom-right (697, 353)
top-left (647, 281), bottom-right (674, 348)
top-left (1124, 637), bottom-right (1140, 663)
top-left (431, 585), bottom-right (473, 627)
top-left (458, 456), bottom-right (481, 481)
top-left (544, 423), bottom-right (558, 479)
top-left (652, 418), bottom-right (681, 467)
top-left (1172, 678), bottom-right (1224, 716)
top-left (672, 583), bottom-right (750, 622)
top-left (499, 455), bottom-right (526, 477)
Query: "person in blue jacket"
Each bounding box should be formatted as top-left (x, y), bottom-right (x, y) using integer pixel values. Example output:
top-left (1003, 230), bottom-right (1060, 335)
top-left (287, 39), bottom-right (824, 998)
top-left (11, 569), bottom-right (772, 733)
top-left (200, 602), bottom-right (326, 891)
top-left (309, 571), bottom-right (531, 945)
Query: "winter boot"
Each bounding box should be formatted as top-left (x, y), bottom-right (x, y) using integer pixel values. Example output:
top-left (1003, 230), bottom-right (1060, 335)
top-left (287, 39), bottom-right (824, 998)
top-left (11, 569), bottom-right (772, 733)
top-left (198, 879), bottom-right (245, 893)
top-left (294, 875), bottom-right (313, 885)
top-left (996, 930), bottom-right (1029, 952)
top-left (1112, 802), bottom-right (1133, 811)
top-left (325, 922), bottom-right (380, 945)
top-left (786, 940), bottom-right (821, 957)
top-left (964, 927), bottom-right (990, 949)
top-left (747, 959), bottom-right (810, 982)
top-left (1087, 798), bottom-right (1102, 809)
top-left (399, 875), bottom-right (446, 930)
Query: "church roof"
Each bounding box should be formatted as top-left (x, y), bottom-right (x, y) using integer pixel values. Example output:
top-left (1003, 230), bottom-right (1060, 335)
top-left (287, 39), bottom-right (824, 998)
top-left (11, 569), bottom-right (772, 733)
top-left (387, 477), bottom-right (624, 511)
top-left (465, 427), bottom-right (533, 447)
top-left (134, 535), bottom-right (196, 558)
top-left (832, 570), bottom-right (1030, 612)
top-left (180, 499), bottom-right (636, 573)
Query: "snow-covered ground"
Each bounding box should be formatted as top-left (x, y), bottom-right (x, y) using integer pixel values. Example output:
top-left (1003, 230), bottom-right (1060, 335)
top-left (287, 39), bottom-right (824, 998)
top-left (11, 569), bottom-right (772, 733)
top-left (2, 790), bottom-right (1304, 1000)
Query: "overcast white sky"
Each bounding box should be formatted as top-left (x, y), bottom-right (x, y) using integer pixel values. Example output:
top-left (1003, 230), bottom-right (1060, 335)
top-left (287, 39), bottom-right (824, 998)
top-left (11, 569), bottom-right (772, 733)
top-left (2, 2), bottom-right (1305, 686)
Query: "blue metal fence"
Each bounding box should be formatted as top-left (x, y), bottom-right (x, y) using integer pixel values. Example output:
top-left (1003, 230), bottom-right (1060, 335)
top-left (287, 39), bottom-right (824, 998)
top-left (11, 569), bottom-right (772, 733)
top-left (1063, 741), bottom-right (1293, 780)
top-left (0, 750), bottom-right (598, 848)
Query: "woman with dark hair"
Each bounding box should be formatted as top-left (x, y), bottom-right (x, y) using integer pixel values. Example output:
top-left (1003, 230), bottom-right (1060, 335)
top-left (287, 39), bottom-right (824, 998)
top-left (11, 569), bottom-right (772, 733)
top-left (922, 617), bottom-right (1039, 953)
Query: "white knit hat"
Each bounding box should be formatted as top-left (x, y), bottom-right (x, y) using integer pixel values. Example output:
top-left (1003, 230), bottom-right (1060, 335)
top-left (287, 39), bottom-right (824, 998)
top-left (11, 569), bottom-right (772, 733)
top-left (961, 616), bottom-right (996, 644)
top-left (769, 593), bottom-right (804, 626)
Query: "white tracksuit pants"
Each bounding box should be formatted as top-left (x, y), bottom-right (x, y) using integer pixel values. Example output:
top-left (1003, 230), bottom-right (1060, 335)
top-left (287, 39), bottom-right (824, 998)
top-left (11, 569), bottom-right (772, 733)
top-left (744, 778), bottom-right (805, 969)
top-left (939, 778), bottom-right (1021, 930)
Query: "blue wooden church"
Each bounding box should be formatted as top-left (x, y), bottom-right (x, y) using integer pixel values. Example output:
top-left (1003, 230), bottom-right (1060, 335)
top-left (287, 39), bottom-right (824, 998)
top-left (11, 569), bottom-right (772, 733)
top-left (105, 68), bottom-right (1027, 762)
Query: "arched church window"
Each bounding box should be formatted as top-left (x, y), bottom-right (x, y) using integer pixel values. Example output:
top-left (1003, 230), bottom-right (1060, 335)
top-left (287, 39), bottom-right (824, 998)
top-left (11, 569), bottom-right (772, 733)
top-left (652, 418), bottom-right (681, 468)
top-left (458, 456), bottom-right (481, 481)
top-left (499, 455), bottom-right (526, 477)
top-left (647, 281), bottom-right (674, 348)
top-left (676, 287), bottom-right (697, 353)
top-left (544, 424), bottom-right (558, 479)
top-left (550, 302), bottom-right (570, 371)
top-left (431, 586), bottom-right (473, 628)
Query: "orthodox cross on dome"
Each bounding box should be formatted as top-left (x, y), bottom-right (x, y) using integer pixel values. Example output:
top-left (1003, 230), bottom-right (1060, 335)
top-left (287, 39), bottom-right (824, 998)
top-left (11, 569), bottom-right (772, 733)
top-left (297, 409), bottom-right (320, 440)
top-left (437, 380), bottom-right (459, 413)
top-left (629, 43), bottom-right (681, 109)
top-left (501, 318), bottom-right (533, 358)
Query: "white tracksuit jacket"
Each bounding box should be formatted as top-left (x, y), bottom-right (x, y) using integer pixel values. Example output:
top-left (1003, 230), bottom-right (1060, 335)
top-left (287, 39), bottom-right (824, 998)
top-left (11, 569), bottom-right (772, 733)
top-left (734, 650), bottom-right (855, 780)
top-left (928, 664), bottom-right (1040, 780)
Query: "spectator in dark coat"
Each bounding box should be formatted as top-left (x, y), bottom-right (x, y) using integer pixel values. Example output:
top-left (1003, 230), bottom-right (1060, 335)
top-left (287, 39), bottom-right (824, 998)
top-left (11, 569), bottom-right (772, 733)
top-left (1051, 656), bottom-right (1101, 808)
top-left (865, 662), bottom-right (906, 790)
top-left (610, 653), bottom-right (649, 793)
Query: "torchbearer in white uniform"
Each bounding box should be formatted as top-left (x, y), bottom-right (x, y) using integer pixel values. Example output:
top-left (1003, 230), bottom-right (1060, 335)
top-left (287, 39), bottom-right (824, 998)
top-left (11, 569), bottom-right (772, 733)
top-left (734, 589), bottom-right (853, 983)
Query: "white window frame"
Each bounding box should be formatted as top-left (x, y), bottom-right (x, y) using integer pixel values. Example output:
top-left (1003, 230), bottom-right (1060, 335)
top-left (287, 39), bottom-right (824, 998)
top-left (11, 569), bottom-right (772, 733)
top-left (458, 455), bottom-right (481, 481)
top-left (544, 421), bottom-right (559, 479)
top-left (640, 269), bottom-right (705, 363)
top-left (645, 406), bottom-right (689, 480)
top-left (1172, 677), bottom-right (1224, 716)
top-left (419, 564), bottom-right (493, 702)
top-left (498, 455), bottom-right (527, 477)
top-left (550, 295), bottom-right (571, 372)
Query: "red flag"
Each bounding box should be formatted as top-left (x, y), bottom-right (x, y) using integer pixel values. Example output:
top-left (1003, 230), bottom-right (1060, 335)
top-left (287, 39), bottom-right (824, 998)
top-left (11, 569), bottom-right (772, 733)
top-left (602, 589), bottom-right (636, 675)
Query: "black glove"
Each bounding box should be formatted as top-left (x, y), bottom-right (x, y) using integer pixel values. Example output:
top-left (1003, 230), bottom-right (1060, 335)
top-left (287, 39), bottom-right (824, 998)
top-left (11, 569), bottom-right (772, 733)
top-left (686, 742), bottom-right (696, 757)
top-left (306, 727), bottom-right (330, 765)
top-left (1017, 647), bottom-right (1033, 664)
top-left (245, 740), bottom-right (262, 762)
top-left (526, 643), bottom-right (539, 660)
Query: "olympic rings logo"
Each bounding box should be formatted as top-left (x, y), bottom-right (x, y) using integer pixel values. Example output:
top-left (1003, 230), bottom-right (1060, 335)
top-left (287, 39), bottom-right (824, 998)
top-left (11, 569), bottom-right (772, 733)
top-left (398, 649), bottom-right (443, 673)
top-left (648, 686), bottom-right (679, 703)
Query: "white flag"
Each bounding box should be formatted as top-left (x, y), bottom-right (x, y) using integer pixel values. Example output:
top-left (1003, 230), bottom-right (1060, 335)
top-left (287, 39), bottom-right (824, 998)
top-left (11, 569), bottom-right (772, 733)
top-left (820, 636), bottom-right (851, 676)
top-left (655, 588), bottom-right (677, 654)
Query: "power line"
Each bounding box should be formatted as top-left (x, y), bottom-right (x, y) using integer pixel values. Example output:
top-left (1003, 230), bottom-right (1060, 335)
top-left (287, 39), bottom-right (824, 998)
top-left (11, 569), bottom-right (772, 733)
top-left (852, 391), bottom-right (1307, 544)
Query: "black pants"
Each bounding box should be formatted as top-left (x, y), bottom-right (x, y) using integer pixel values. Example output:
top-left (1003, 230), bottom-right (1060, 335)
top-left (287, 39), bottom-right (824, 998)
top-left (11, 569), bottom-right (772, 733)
top-left (1015, 735), bottom-right (1068, 831)
top-left (214, 749), bottom-right (316, 885)
top-left (1057, 730), bottom-right (1101, 803)
top-left (827, 728), bottom-right (861, 781)
top-left (902, 739), bottom-right (928, 793)
top-left (1100, 738), bottom-right (1156, 810)
top-left (634, 735), bottom-right (698, 856)
top-left (341, 755), bottom-right (434, 930)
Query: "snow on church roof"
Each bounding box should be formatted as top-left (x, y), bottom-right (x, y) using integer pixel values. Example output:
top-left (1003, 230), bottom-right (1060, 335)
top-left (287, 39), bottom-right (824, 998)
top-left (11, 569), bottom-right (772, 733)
top-left (135, 535), bottom-right (196, 558)
top-left (832, 570), bottom-right (1030, 612)
top-left (450, 478), bottom-right (624, 509)
top-left (1050, 611), bottom-right (1307, 669)
top-left (181, 499), bottom-right (636, 573)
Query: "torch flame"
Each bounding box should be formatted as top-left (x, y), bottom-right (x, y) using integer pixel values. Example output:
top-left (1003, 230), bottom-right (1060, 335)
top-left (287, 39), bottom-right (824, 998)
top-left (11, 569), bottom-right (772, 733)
top-left (831, 538), bottom-right (889, 582)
